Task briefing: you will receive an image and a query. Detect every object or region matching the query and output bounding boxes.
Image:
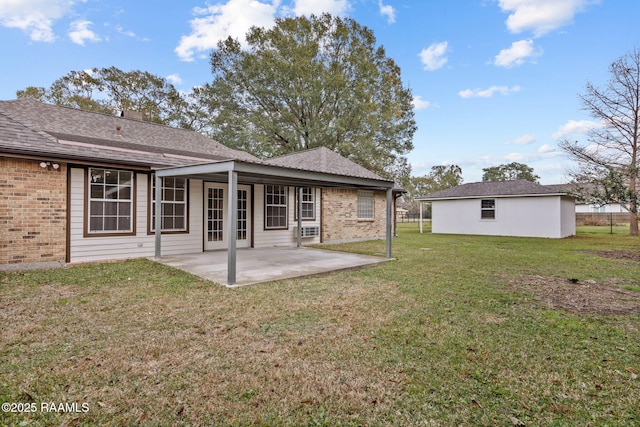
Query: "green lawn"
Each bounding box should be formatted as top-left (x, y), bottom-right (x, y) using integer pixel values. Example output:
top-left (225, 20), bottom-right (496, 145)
top-left (1, 224), bottom-right (639, 426)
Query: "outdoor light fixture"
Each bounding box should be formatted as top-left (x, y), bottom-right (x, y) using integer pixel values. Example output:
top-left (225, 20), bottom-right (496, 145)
top-left (39, 161), bottom-right (60, 171)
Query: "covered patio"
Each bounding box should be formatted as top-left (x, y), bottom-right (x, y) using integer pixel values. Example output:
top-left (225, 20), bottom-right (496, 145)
top-left (153, 158), bottom-right (396, 286)
top-left (154, 246), bottom-right (389, 287)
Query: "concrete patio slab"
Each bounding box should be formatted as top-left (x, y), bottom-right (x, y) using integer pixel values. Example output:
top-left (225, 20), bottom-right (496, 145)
top-left (153, 247), bottom-right (389, 287)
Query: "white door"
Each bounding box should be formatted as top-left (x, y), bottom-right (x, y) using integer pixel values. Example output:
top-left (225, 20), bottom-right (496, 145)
top-left (204, 183), bottom-right (251, 250)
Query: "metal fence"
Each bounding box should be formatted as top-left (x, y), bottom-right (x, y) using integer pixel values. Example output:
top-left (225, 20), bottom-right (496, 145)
top-left (576, 212), bottom-right (631, 226)
top-left (398, 214), bottom-right (430, 223)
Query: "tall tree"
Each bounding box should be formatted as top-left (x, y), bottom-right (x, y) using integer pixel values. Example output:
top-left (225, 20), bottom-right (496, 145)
top-left (16, 67), bottom-right (189, 126)
top-left (403, 165), bottom-right (463, 214)
top-left (207, 13), bottom-right (416, 181)
top-left (559, 46), bottom-right (640, 236)
top-left (482, 162), bottom-right (539, 182)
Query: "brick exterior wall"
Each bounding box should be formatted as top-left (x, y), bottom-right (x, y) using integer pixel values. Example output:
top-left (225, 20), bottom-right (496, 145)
top-left (0, 157), bottom-right (67, 265)
top-left (321, 188), bottom-right (386, 243)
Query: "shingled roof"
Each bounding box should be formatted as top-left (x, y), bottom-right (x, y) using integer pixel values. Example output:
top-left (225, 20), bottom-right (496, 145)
top-left (0, 98), bottom-right (258, 167)
top-left (416, 180), bottom-right (571, 200)
top-left (265, 147), bottom-right (387, 181)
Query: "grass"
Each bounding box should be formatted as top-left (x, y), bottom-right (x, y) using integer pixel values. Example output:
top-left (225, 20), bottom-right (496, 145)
top-left (1, 224), bottom-right (639, 426)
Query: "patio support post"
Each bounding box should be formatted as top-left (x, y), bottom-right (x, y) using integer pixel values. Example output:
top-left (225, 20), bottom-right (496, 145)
top-left (297, 187), bottom-right (303, 247)
top-left (227, 169), bottom-right (238, 286)
top-left (154, 173), bottom-right (163, 259)
top-left (419, 201), bottom-right (423, 234)
top-left (386, 188), bottom-right (393, 259)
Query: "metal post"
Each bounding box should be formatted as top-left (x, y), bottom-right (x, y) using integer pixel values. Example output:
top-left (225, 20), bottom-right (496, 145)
top-left (154, 173), bottom-right (163, 259)
top-left (297, 187), bottom-right (303, 247)
top-left (419, 201), bottom-right (423, 234)
top-left (227, 170), bottom-right (238, 286)
top-left (386, 188), bottom-right (393, 259)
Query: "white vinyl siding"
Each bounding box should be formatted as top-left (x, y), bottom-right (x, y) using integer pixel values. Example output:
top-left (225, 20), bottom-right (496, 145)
top-left (70, 168), bottom-right (203, 263)
top-left (431, 195), bottom-right (575, 238)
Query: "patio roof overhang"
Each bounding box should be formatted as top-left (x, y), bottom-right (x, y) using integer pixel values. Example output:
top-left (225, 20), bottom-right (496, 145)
top-left (152, 159), bottom-right (395, 286)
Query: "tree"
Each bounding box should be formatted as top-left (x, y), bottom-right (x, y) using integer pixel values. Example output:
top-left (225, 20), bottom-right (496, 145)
top-left (207, 13), bottom-right (416, 181)
top-left (482, 162), bottom-right (539, 182)
top-left (402, 165), bottom-right (463, 214)
top-left (17, 67), bottom-right (190, 127)
top-left (559, 46), bottom-right (640, 236)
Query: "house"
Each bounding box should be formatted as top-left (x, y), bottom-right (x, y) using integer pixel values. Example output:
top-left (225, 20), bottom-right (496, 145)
top-left (415, 180), bottom-right (575, 238)
top-left (0, 98), bottom-right (399, 284)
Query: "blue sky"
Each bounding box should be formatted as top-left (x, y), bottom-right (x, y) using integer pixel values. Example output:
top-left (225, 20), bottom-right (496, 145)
top-left (1, 0), bottom-right (637, 184)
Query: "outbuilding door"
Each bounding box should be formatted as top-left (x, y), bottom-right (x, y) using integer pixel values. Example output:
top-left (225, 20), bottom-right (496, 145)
top-left (204, 183), bottom-right (251, 250)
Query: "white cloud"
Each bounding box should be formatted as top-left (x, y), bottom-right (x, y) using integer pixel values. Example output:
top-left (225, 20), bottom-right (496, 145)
top-left (552, 119), bottom-right (602, 139)
top-left (175, 0), bottom-right (280, 62)
top-left (538, 143), bottom-right (554, 153)
top-left (419, 41), bottom-right (449, 71)
top-left (459, 85), bottom-right (521, 99)
top-left (68, 19), bottom-right (100, 45)
top-left (505, 134), bottom-right (536, 145)
top-left (412, 96), bottom-right (431, 110)
top-left (494, 39), bottom-right (541, 68)
top-left (166, 74), bottom-right (183, 85)
top-left (497, 0), bottom-right (596, 37)
top-left (378, 0), bottom-right (395, 24)
top-left (288, 0), bottom-right (351, 16)
top-left (175, 0), bottom-right (354, 62)
top-left (0, 0), bottom-right (74, 42)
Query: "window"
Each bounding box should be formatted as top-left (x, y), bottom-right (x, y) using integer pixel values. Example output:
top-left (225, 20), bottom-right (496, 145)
top-left (150, 175), bottom-right (188, 232)
top-left (237, 189), bottom-right (248, 240)
top-left (88, 168), bottom-right (134, 234)
top-left (295, 187), bottom-right (315, 220)
top-left (481, 199), bottom-right (495, 219)
top-left (265, 185), bottom-right (288, 229)
top-left (357, 190), bottom-right (375, 220)
top-left (207, 187), bottom-right (224, 242)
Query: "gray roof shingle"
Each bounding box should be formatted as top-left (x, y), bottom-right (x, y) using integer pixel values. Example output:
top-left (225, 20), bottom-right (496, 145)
top-left (265, 146), bottom-right (388, 181)
top-left (0, 98), bottom-right (258, 167)
top-left (416, 180), bottom-right (570, 200)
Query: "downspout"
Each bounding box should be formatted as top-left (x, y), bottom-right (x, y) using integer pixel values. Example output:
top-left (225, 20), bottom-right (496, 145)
top-left (297, 187), bottom-right (303, 247)
top-left (154, 173), bottom-right (162, 259)
top-left (386, 188), bottom-right (393, 258)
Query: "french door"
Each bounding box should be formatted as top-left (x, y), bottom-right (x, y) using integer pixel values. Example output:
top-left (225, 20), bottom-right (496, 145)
top-left (204, 183), bottom-right (251, 250)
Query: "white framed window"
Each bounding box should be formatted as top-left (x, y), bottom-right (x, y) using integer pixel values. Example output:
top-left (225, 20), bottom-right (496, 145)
top-left (150, 175), bottom-right (188, 232)
top-left (481, 199), bottom-right (496, 219)
top-left (265, 185), bottom-right (288, 229)
top-left (357, 190), bottom-right (375, 220)
top-left (295, 187), bottom-right (315, 220)
top-left (88, 168), bottom-right (134, 234)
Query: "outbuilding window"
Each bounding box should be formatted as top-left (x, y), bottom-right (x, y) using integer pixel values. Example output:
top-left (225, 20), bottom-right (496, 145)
top-left (481, 199), bottom-right (495, 219)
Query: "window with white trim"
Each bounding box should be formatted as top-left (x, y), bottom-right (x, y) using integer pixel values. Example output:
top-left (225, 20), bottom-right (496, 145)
top-left (357, 190), bottom-right (375, 220)
top-left (88, 168), bottom-right (133, 233)
top-left (481, 199), bottom-right (496, 219)
top-left (295, 187), bottom-right (315, 220)
top-left (151, 175), bottom-right (188, 232)
top-left (265, 185), bottom-right (288, 229)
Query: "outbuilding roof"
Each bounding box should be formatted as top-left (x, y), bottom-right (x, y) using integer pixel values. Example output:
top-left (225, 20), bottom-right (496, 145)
top-left (415, 180), bottom-right (571, 201)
